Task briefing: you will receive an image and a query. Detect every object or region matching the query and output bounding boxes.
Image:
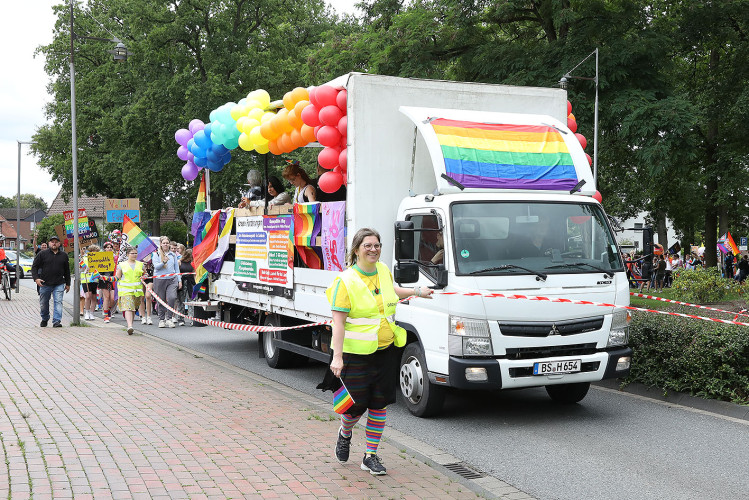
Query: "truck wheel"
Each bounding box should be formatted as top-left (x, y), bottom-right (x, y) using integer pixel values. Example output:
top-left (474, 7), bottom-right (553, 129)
top-left (262, 315), bottom-right (304, 369)
top-left (399, 343), bottom-right (445, 417)
top-left (545, 382), bottom-right (590, 404)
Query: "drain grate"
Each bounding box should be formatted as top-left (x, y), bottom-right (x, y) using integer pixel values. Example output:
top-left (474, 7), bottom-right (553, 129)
top-left (443, 462), bottom-right (486, 479)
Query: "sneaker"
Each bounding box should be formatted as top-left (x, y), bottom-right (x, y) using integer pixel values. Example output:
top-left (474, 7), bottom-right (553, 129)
top-left (127, 327), bottom-right (134, 335)
top-left (335, 428), bottom-right (352, 464)
top-left (53, 322), bottom-right (62, 328)
top-left (104, 316), bottom-right (110, 324)
top-left (141, 316), bottom-right (147, 325)
top-left (146, 317), bottom-right (153, 325)
top-left (178, 320), bottom-right (185, 327)
top-left (40, 320), bottom-right (48, 327)
top-left (88, 312), bottom-right (95, 321)
top-left (167, 319), bottom-right (176, 328)
top-left (361, 454), bottom-right (387, 475)
top-left (158, 320), bottom-right (166, 328)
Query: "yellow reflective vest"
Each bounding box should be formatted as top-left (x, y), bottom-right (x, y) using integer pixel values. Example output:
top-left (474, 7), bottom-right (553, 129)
top-left (327, 261), bottom-right (406, 355)
top-left (118, 261), bottom-right (144, 297)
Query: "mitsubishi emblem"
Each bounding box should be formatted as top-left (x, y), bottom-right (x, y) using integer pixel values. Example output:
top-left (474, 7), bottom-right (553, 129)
top-left (549, 324), bottom-right (560, 336)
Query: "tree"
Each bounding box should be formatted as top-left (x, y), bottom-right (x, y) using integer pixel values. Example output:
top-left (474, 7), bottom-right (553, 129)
top-left (0, 194), bottom-right (48, 210)
top-left (161, 221), bottom-right (189, 246)
top-left (35, 214), bottom-right (65, 243)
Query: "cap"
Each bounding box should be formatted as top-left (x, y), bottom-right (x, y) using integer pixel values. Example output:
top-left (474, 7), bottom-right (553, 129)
top-left (48, 235), bottom-right (61, 241)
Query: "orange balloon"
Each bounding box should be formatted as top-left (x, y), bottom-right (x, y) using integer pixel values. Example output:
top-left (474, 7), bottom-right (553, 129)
top-left (260, 120), bottom-right (278, 141)
top-left (294, 100), bottom-right (309, 117)
top-left (290, 87), bottom-right (310, 105)
top-left (568, 113), bottom-right (576, 121)
top-left (278, 133), bottom-right (293, 153)
top-left (268, 140), bottom-right (282, 156)
top-left (300, 124), bottom-right (316, 143)
top-left (288, 109), bottom-right (304, 129)
top-left (290, 129), bottom-right (306, 148)
top-left (283, 91), bottom-right (295, 111)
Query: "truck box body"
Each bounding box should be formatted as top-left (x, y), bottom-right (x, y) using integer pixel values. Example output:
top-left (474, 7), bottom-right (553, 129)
top-left (208, 73), bottom-right (631, 416)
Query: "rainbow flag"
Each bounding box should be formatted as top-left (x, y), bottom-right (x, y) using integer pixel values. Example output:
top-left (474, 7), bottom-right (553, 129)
top-left (431, 118), bottom-right (578, 191)
top-left (293, 203), bottom-right (323, 269)
top-left (191, 172), bottom-right (207, 237)
top-left (122, 215), bottom-right (157, 261)
top-left (333, 380), bottom-right (355, 414)
top-left (725, 232), bottom-right (740, 256)
top-left (192, 210), bottom-right (221, 298)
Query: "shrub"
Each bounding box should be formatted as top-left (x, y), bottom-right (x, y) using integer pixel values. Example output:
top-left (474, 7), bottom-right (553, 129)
top-left (627, 311), bottom-right (749, 405)
top-left (670, 267), bottom-right (740, 303)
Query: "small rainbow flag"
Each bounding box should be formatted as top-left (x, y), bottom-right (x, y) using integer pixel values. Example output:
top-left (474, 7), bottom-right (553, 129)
top-left (726, 232), bottom-right (740, 256)
top-left (293, 203), bottom-right (323, 269)
top-left (122, 215), bottom-right (158, 261)
top-left (333, 380), bottom-right (355, 414)
top-left (431, 118), bottom-right (578, 191)
top-left (191, 172), bottom-right (207, 237)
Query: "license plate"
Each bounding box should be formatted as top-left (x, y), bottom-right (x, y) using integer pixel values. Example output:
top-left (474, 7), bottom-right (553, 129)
top-left (533, 359), bottom-right (581, 375)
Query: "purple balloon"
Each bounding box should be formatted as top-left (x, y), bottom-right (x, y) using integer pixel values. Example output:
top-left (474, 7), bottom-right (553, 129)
top-left (187, 152), bottom-right (195, 162)
top-left (181, 160), bottom-right (199, 181)
top-left (177, 146), bottom-right (189, 161)
top-left (189, 119), bottom-right (205, 135)
top-left (175, 128), bottom-right (192, 147)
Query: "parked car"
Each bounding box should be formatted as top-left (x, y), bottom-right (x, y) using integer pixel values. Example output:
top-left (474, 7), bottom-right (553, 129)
top-left (5, 250), bottom-right (34, 279)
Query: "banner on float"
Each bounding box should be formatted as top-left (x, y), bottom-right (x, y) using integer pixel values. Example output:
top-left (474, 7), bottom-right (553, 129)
top-left (233, 215), bottom-right (294, 296)
top-left (86, 251), bottom-right (116, 272)
top-left (321, 201), bottom-right (345, 272)
top-left (106, 198), bottom-right (140, 223)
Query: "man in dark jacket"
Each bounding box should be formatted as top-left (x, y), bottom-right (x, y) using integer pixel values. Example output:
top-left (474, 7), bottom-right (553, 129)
top-left (31, 235), bottom-right (70, 327)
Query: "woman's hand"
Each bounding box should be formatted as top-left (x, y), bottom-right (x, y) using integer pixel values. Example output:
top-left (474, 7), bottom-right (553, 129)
top-left (415, 286), bottom-right (434, 299)
top-left (330, 353), bottom-right (344, 378)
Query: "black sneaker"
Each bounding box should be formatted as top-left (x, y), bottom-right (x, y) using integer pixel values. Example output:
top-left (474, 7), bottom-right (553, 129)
top-left (335, 427), bottom-right (352, 464)
top-left (52, 322), bottom-right (62, 328)
top-left (40, 320), bottom-right (48, 327)
top-left (361, 453), bottom-right (387, 475)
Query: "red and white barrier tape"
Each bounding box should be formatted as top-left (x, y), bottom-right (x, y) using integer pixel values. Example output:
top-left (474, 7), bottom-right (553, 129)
top-left (630, 292), bottom-right (749, 319)
top-left (98, 271), bottom-right (196, 283)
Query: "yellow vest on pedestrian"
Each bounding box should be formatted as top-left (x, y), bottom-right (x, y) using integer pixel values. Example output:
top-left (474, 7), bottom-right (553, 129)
top-left (327, 261), bottom-right (406, 355)
top-left (80, 255), bottom-right (93, 283)
top-left (118, 261), bottom-right (144, 297)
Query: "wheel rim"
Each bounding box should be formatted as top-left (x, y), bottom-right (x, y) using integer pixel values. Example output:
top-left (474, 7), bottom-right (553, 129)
top-left (400, 355), bottom-right (424, 404)
top-left (263, 330), bottom-right (276, 358)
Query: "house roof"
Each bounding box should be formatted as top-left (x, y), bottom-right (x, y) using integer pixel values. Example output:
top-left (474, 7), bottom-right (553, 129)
top-left (0, 216), bottom-right (19, 239)
top-left (47, 189), bottom-right (107, 218)
top-left (0, 208), bottom-right (46, 222)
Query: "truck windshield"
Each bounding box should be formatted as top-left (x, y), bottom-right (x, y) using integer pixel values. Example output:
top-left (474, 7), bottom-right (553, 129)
top-left (451, 202), bottom-right (623, 276)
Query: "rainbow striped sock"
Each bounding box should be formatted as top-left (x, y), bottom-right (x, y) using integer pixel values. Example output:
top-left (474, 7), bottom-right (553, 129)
top-left (365, 408), bottom-right (387, 454)
top-left (340, 413), bottom-right (360, 438)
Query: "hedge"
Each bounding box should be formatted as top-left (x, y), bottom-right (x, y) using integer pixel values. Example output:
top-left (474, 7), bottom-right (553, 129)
top-left (626, 311), bottom-right (749, 405)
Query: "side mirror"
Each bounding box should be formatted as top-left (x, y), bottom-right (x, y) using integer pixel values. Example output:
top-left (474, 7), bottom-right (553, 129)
top-left (394, 262), bottom-right (419, 284)
top-left (394, 221), bottom-right (415, 261)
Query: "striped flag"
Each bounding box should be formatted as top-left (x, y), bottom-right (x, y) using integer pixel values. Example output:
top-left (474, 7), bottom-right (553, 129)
top-left (202, 209), bottom-right (235, 274)
top-left (333, 380), bottom-right (355, 414)
top-left (431, 118), bottom-right (579, 191)
top-left (191, 210), bottom-right (221, 298)
top-left (293, 203), bottom-right (323, 269)
top-left (726, 232), bottom-right (740, 256)
top-left (122, 215), bottom-right (157, 261)
top-left (191, 172), bottom-right (207, 237)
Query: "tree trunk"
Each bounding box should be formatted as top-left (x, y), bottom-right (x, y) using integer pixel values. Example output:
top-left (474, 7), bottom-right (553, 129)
top-left (703, 48), bottom-right (720, 268)
top-left (655, 212), bottom-right (668, 251)
top-left (718, 208), bottom-right (729, 237)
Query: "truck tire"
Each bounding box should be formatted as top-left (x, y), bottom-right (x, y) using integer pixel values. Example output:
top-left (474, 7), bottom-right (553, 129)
top-left (262, 315), bottom-right (305, 369)
top-left (399, 342), bottom-right (445, 417)
top-left (545, 382), bottom-right (590, 404)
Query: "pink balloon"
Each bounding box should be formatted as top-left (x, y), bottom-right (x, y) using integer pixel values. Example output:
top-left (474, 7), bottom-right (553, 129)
top-left (585, 153), bottom-right (593, 166)
top-left (308, 87), bottom-right (319, 108)
top-left (316, 125), bottom-right (342, 147)
top-left (182, 161), bottom-right (199, 181)
top-left (337, 115), bottom-right (347, 137)
top-left (339, 148), bottom-right (347, 170)
top-left (177, 145), bottom-right (189, 161)
top-left (301, 104), bottom-right (321, 127)
top-left (318, 171), bottom-right (343, 193)
top-left (567, 100), bottom-right (572, 115)
top-left (319, 105), bottom-right (343, 127)
top-left (567, 117), bottom-right (578, 133)
top-left (318, 147), bottom-right (339, 170)
top-left (336, 89), bottom-right (347, 111)
top-left (339, 135), bottom-right (347, 148)
top-left (315, 85), bottom-right (338, 108)
top-left (575, 133), bottom-right (587, 150)
top-left (592, 190), bottom-right (603, 203)
top-left (175, 128), bottom-right (192, 147)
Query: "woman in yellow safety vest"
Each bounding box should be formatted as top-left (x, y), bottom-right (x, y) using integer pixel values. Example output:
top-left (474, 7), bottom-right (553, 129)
top-left (115, 246), bottom-right (144, 335)
top-left (326, 227), bottom-right (433, 476)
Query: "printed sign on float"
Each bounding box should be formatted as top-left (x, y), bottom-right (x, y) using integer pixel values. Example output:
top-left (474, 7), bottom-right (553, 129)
top-left (106, 198), bottom-right (140, 223)
top-left (233, 215), bottom-right (293, 293)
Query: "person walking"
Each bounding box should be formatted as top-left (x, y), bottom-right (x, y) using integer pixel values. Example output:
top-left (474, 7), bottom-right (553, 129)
top-left (325, 228), bottom-right (433, 475)
top-left (655, 255), bottom-right (667, 292)
top-left (152, 236), bottom-right (180, 328)
top-left (115, 246), bottom-right (144, 335)
top-left (178, 249), bottom-right (195, 326)
top-left (81, 244), bottom-right (100, 320)
top-left (31, 235), bottom-right (70, 328)
top-left (99, 241), bottom-right (117, 323)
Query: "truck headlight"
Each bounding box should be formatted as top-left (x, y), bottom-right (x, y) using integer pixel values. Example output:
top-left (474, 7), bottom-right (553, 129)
top-left (608, 309), bottom-right (631, 347)
top-left (449, 316), bottom-right (492, 356)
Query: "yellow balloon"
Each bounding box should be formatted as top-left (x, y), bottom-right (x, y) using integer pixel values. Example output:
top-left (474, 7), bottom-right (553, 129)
top-left (235, 116), bottom-right (249, 134)
top-left (261, 111), bottom-right (275, 124)
top-left (248, 107), bottom-right (264, 121)
top-left (255, 142), bottom-right (270, 154)
top-left (254, 89), bottom-right (271, 108)
top-left (245, 99), bottom-right (261, 111)
top-left (242, 118), bottom-right (260, 135)
top-left (250, 125), bottom-right (268, 146)
top-left (230, 104), bottom-right (244, 121)
top-left (238, 133), bottom-right (255, 151)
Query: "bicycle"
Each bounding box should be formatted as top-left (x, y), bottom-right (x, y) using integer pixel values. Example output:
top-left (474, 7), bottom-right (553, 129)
top-left (0, 263), bottom-right (11, 301)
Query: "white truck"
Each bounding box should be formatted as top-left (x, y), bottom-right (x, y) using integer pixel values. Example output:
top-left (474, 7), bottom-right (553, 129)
top-left (204, 73), bottom-right (632, 417)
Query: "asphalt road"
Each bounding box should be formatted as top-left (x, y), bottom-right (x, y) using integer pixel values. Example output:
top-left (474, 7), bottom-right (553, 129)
top-left (43, 280), bottom-right (749, 500)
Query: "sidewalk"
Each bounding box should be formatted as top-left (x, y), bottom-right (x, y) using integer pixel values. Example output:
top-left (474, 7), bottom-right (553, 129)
top-left (0, 285), bottom-right (531, 500)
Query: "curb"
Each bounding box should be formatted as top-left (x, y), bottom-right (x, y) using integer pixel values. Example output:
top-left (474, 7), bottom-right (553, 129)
top-left (136, 329), bottom-right (535, 500)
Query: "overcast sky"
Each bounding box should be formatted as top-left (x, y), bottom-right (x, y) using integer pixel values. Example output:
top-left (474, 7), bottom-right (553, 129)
top-left (0, 0), bottom-right (359, 208)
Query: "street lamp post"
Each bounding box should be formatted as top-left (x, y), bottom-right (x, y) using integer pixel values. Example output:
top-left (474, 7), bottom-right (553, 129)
top-left (69, 0), bottom-right (129, 324)
top-left (559, 48), bottom-right (599, 183)
top-left (16, 140), bottom-right (35, 292)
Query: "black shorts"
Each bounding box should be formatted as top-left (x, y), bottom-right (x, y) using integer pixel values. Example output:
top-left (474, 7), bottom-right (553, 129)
top-left (82, 282), bottom-right (98, 293)
top-left (340, 344), bottom-right (401, 416)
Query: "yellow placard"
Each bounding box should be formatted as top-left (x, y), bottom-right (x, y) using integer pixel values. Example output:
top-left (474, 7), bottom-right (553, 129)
top-left (236, 246), bottom-right (268, 260)
top-left (87, 251), bottom-right (116, 273)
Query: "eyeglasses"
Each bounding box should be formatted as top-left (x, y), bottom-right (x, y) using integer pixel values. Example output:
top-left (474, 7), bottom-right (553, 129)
top-left (362, 243), bottom-right (382, 251)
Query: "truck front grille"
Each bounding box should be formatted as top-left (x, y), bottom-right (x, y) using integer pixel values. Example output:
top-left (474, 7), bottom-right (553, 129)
top-left (504, 342), bottom-right (598, 360)
top-left (499, 317), bottom-right (604, 337)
